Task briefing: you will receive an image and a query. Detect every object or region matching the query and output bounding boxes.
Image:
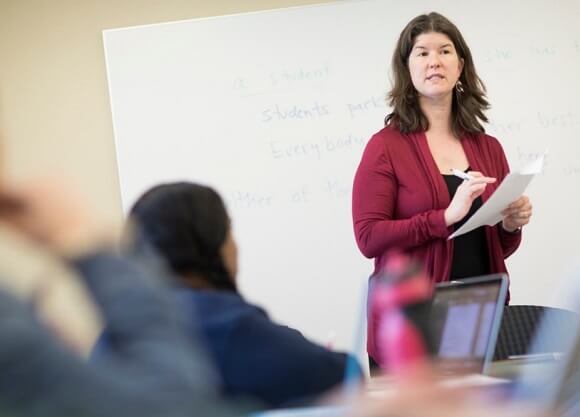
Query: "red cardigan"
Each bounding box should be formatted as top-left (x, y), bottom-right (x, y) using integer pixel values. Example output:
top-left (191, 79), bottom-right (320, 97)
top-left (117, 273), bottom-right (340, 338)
top-left (352, 126), bottom-right (522, 361)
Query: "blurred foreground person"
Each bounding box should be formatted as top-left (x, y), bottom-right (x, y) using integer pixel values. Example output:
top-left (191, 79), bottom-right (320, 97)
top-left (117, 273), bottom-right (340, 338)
top-left (0, 180), bottom-right (241, 417)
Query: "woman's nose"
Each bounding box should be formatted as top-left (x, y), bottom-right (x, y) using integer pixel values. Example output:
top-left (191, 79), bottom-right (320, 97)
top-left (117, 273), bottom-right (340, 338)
top-left (428, 56), bottom-right (441, 68)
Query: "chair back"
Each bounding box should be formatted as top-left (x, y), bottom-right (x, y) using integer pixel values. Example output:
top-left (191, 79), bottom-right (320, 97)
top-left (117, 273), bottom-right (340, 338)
top-left (494, 305), bottom-right (579, 361)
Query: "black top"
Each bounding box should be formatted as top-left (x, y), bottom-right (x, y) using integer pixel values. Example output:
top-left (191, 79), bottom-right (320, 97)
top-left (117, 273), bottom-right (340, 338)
top-left (443, 172), bottom-right (490, 280)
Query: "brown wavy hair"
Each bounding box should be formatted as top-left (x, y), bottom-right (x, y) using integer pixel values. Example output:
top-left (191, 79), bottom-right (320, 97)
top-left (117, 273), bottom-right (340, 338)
top-left (385, 12), bottom-right (489, 137)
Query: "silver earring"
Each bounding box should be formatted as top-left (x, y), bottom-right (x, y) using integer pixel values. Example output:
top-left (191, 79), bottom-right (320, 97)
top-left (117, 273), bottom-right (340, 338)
top-left (455, 80), bottom-right (464, 94)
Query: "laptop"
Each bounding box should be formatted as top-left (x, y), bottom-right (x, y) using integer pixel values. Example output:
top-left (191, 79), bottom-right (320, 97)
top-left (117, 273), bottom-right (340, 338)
top-left (255, 271), bottom-right (580, 417)
top-left (251, 275), bottom-right (511, 417)
top-left (430, 274), bottom-right (509, 375)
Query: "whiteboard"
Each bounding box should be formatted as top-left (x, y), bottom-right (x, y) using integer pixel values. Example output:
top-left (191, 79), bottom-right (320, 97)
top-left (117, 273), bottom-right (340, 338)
top-left (103, 0), bottom-right (580, 356)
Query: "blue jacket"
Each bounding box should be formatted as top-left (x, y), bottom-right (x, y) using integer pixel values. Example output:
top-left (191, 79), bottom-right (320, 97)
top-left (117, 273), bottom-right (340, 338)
top-left (174, 288), bottom-right (361, 408)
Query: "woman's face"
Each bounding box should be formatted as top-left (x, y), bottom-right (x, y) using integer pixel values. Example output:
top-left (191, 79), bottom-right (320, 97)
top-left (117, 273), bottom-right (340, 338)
top-left (220, 226), bottom-right (238, 283)
top-left (407, 31), bottom-right (464, 103)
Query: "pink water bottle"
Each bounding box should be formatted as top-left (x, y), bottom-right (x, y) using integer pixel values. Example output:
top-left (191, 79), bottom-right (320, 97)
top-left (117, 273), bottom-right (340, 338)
top-left (370, 253), bottom-right (433, 374)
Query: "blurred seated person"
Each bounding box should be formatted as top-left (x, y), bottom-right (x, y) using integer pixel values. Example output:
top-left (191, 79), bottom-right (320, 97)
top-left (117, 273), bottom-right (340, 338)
top-left (97, 181), bottom-right (362, 409)
top-left (0, 179), bottom-right (240, 417)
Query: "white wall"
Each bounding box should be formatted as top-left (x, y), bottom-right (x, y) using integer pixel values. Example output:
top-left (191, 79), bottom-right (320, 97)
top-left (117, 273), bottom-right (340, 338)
top-left (103, 0), bottom-right (580, 356)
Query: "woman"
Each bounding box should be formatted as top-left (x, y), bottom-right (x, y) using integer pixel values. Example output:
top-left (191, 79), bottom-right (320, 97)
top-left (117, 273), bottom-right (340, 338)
top-left (127, 182), bottom-right (361, 409)
top-left (351, 12), bottom-right (533, 368)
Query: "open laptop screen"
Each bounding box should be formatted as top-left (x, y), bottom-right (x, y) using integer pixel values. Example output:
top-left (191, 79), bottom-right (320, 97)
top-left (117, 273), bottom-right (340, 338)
top-left (430, 274), bottom-right (508, 374)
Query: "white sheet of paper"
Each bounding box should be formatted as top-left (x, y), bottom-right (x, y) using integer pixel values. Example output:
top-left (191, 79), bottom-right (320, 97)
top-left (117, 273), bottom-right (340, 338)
top-left (448, 156), bottom-right (544, 240)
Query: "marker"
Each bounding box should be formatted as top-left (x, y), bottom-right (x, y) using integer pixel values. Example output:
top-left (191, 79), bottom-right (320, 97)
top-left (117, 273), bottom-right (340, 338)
top-left (450, 168), bottom-right (474, 181)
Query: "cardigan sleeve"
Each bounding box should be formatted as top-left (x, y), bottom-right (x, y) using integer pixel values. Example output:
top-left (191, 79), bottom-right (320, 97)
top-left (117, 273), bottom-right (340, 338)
top-left (497, 226), bottom-right (522, 258)
top-left (352, 133), bottom-right (450, 258)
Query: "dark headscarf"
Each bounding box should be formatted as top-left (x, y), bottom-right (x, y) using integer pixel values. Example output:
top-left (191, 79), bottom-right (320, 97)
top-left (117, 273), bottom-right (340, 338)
top-left (127, 182), bottom-right (236, 292)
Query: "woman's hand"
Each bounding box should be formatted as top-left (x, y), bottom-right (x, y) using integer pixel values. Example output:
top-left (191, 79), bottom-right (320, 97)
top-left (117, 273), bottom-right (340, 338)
top-left (444, 172), bottom-right (496, 226)
top-left (501, 195), bottom-right (532, 232)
